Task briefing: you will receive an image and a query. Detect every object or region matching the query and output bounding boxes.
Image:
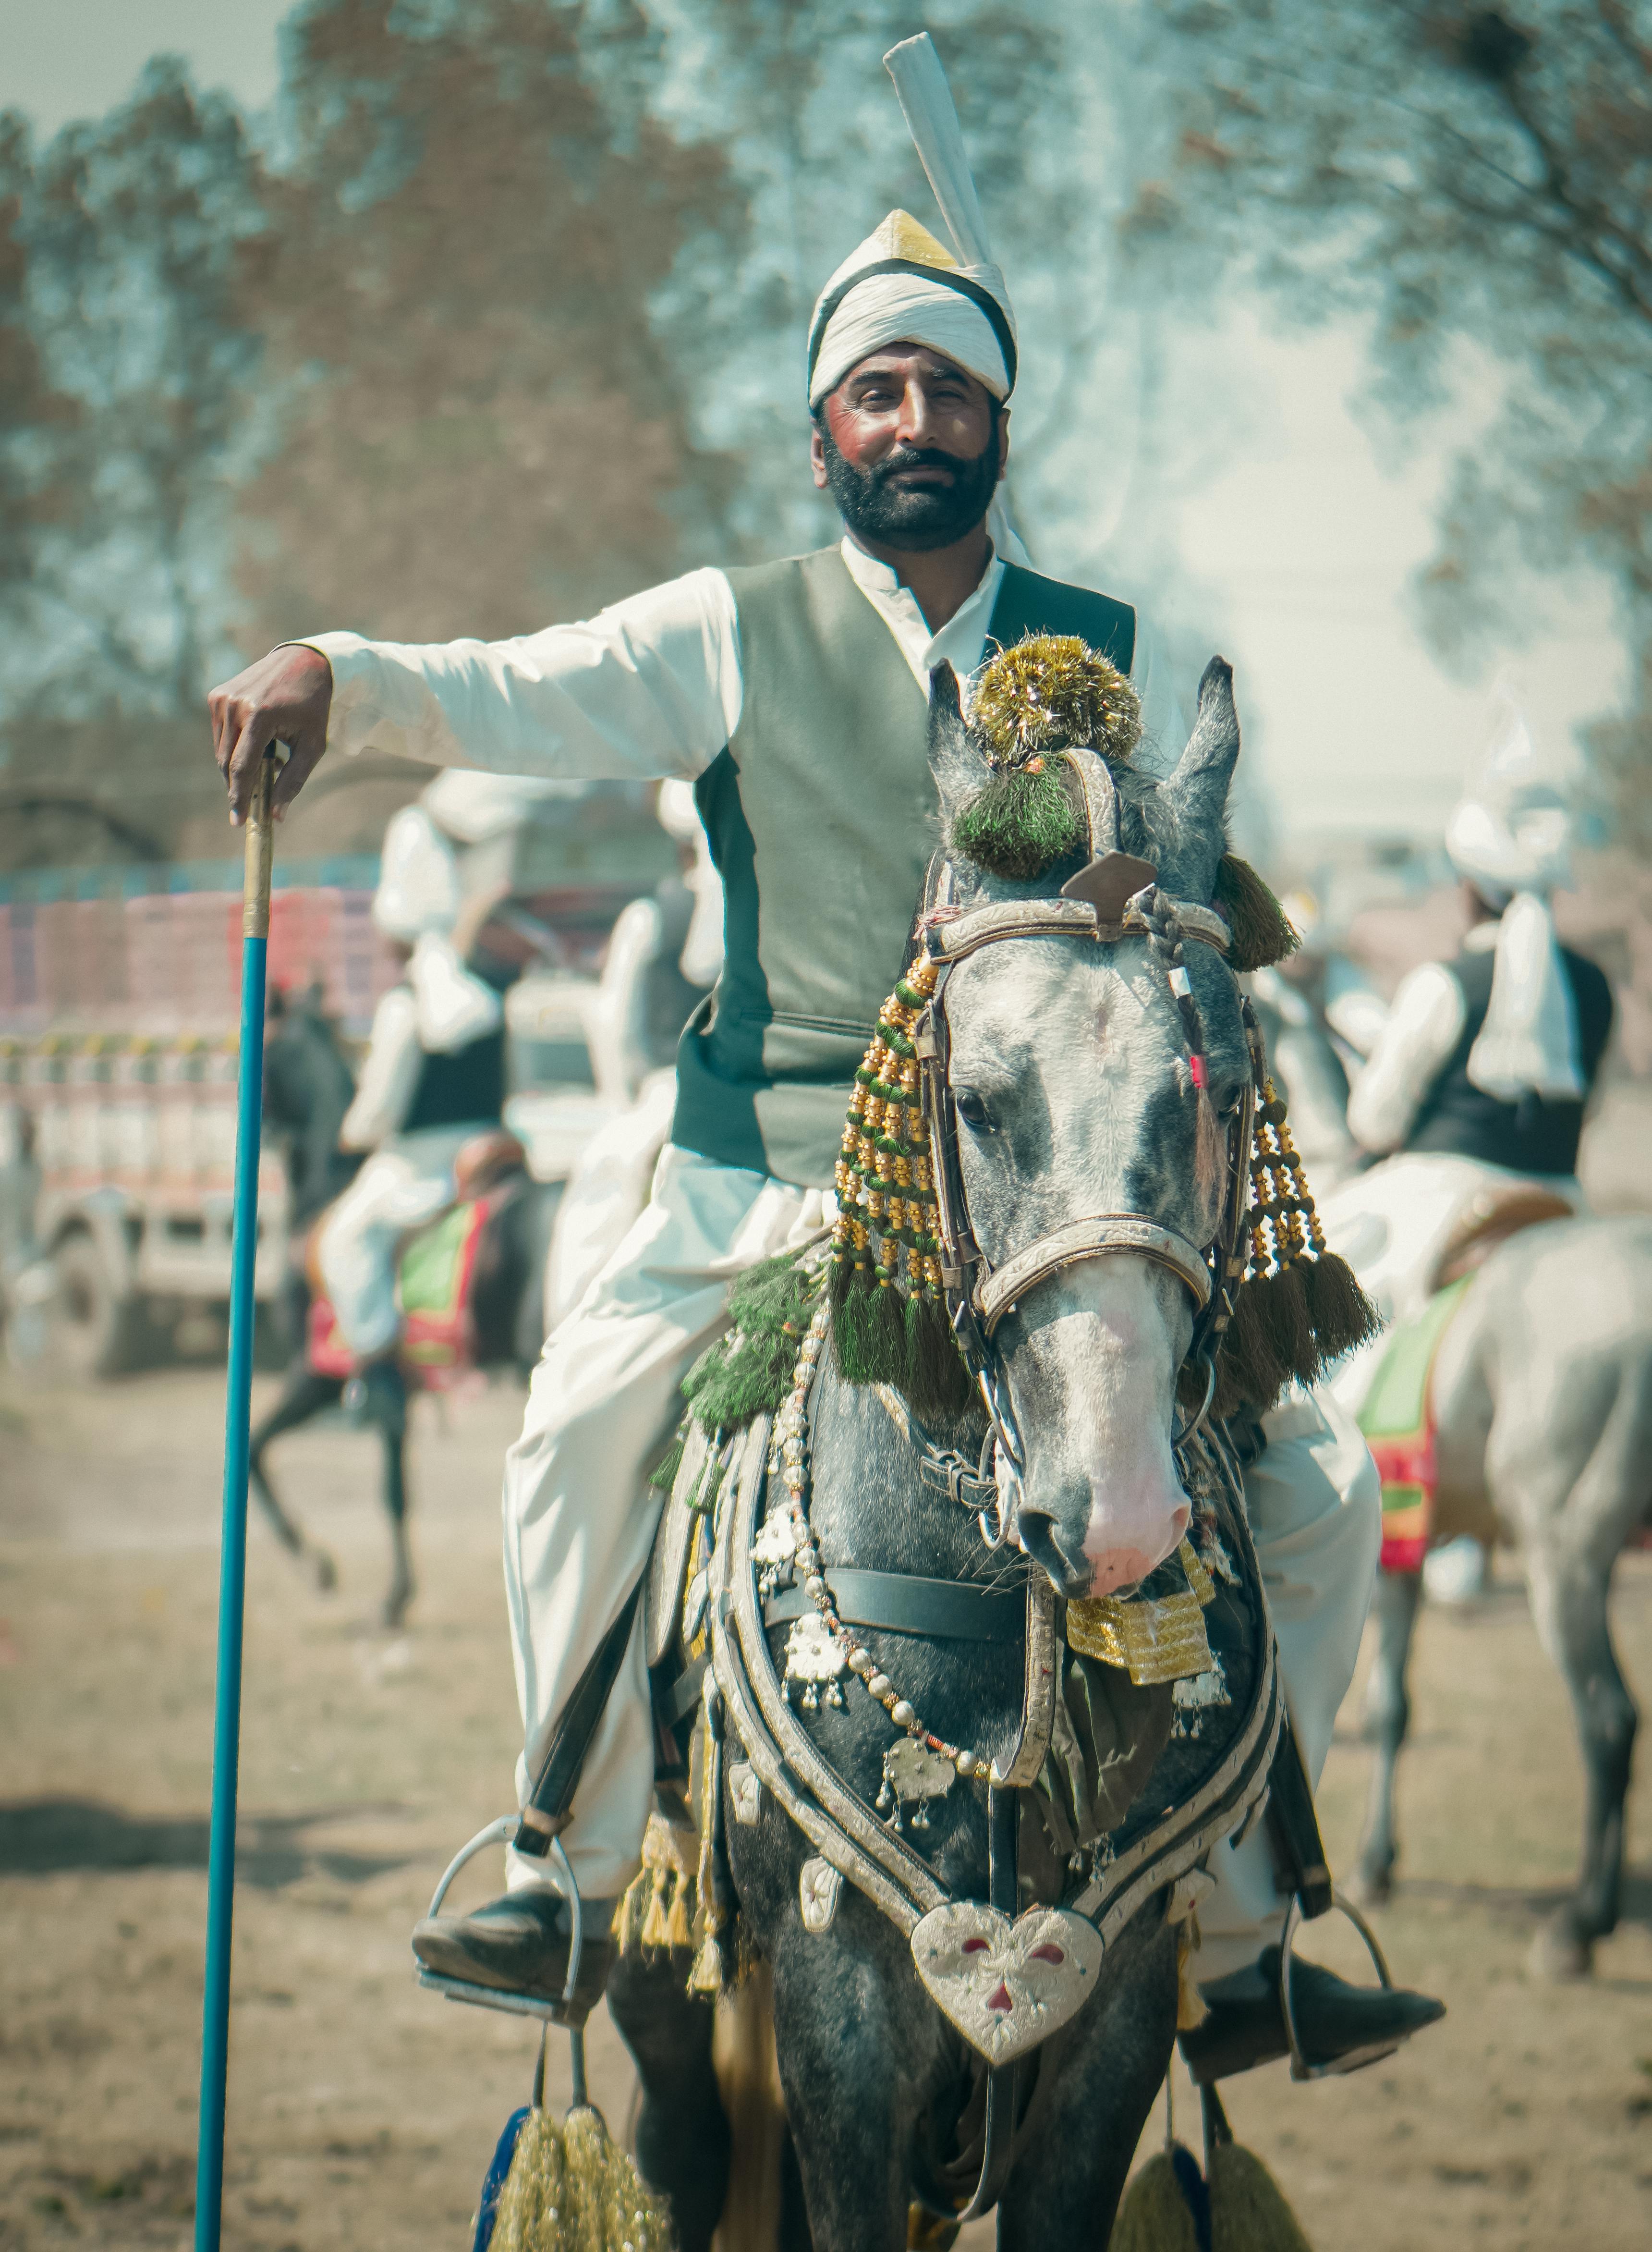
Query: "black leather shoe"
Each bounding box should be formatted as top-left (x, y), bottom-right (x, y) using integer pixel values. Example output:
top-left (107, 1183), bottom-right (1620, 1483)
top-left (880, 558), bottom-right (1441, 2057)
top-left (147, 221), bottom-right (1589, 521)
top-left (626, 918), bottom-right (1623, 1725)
top-left (411, 1888), bottom-right (615, 2020)
top-left (1179, 1946), bottom-right (1445, 2083)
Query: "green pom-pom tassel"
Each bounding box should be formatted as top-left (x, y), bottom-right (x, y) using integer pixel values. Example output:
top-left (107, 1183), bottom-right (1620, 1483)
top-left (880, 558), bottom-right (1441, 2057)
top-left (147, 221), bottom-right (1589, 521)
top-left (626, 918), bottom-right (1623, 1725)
top-left (1208, 2140), bottom-right (1315, 2251)
top-left (951, 762), bottom-right (1085, 881)
top-left (1110, 2146), bottom-right (1205, 2252)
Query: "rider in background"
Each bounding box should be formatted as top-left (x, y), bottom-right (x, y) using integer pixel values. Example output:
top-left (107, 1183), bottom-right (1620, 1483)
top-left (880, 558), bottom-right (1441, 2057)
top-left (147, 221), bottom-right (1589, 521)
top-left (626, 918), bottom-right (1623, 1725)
top-left (316, 796), bottom-right (514, 1430)
top-left (263, 977), bottom-right (362, 1359)
top-left (1325, 694), bottom-right (1614, 1396)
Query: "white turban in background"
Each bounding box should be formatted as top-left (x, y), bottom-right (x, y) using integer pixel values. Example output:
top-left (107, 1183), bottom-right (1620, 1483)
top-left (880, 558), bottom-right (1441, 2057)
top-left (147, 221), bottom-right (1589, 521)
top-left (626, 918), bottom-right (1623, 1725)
top-left (1445, 689), bottom-right (1583, 1104)
top-left (372, 805), bottom-right (460, 942)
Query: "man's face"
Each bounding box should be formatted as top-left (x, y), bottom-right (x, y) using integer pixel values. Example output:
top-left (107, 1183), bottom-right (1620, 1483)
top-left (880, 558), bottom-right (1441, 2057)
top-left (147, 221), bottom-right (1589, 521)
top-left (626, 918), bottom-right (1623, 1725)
top-left (811, 345), bottom-right (1008, 552)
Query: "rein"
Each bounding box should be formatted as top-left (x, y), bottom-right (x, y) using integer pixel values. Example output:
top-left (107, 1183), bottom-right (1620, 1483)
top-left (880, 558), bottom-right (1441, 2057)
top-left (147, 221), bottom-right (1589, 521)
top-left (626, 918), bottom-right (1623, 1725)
top-left (913, 853), bottom-right (1259, 1489)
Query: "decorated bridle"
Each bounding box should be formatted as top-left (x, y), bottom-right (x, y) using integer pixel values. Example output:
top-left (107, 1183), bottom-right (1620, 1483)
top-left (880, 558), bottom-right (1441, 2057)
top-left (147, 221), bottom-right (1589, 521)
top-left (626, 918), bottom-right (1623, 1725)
top-left (833, 742), bottom-right (1262, 1534)
top-left (914, 859), bottom-right (1256, 1492)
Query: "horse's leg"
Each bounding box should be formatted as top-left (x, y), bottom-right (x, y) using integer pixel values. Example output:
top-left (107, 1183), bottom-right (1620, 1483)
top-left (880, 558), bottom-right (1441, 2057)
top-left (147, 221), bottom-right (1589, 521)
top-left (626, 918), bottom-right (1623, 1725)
top-left (1352, 1565), bottom-right (1422, 1906)
top-left (248, 1369), bottom-right (340, 1593)
top-left (379, 1414), bottom-right (415, 1630)
top-left (1524, 1542), bottom-right (1638, 1979)
top-left (767, 1940), bottom-right (927, 2252)
top-left (605, 1951), bottom-right (729, 2252)
top-left (997, 1919), bottom-right (1178, 2252)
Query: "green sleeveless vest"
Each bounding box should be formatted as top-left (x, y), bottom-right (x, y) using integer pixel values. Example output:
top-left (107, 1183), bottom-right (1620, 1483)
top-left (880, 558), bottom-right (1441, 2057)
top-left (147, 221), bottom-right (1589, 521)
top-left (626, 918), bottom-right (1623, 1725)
top-left (672, 545), bottom-right (1136, 1187)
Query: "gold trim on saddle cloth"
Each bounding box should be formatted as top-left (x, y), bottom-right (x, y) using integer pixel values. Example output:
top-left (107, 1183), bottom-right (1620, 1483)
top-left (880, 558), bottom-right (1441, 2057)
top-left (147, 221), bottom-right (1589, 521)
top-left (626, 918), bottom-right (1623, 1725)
top-left (1064, 1538), bottom-right (1216, 1685)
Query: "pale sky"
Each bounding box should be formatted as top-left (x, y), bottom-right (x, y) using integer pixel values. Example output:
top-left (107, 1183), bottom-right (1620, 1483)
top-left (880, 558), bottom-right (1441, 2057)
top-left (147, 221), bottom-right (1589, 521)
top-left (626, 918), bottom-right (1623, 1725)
top-left (0, 0), bottom-right (288, 128)
top-left (1, 2), bottom-right (1626, 853)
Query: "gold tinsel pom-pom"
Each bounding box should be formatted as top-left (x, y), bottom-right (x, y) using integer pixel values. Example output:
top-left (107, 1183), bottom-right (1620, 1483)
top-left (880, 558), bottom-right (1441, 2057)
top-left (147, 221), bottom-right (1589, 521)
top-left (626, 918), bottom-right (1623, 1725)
top-left (490, 2104), bottom-right (676, 2252)
top-left (970, 632), bottom-right (1143, 767)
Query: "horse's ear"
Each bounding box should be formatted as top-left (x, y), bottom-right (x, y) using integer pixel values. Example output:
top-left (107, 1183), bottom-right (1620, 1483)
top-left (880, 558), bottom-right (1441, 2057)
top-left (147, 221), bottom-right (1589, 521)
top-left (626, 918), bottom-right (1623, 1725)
top-left (927, 661), bottom-right (990, 827)
top-left (1148, 657), bottom-right (1241, 899)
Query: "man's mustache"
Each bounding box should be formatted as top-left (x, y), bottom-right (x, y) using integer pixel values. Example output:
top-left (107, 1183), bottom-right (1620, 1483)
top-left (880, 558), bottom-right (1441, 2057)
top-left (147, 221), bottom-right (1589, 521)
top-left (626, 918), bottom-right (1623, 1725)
top-left (868, 444), bottom-right (979, 487)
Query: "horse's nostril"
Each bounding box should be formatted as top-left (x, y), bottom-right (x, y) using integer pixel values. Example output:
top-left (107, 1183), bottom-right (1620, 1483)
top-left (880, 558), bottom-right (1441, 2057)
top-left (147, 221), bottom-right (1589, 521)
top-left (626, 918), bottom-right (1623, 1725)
top-left (1017, 1511), bottom-right (1086, 1596)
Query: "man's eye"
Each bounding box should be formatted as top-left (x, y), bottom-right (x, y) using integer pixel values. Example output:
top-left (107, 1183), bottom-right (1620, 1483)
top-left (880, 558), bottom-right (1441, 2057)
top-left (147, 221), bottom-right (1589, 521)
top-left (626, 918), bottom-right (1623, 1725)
top-left (955, 1088), bottom-right (993, 1132)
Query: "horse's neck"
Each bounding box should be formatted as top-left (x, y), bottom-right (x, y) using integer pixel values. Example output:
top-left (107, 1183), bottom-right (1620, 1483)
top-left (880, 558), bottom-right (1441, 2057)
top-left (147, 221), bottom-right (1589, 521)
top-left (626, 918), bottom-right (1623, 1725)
top-left (805, 1366), bottom-right (999, 1587)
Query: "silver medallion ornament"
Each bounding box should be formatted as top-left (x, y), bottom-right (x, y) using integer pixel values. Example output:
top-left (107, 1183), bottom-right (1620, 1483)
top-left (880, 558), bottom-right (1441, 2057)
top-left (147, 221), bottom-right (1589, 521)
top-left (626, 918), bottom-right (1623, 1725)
top-left (1171, 1653), bottom-right (1230, 1739)
top-left (783, 1611), bottom-right (847, 1710)
top-left (751, 1513), bottom-right (799, 1598)
top-left (876, 1736), bottom-right (956, 1831)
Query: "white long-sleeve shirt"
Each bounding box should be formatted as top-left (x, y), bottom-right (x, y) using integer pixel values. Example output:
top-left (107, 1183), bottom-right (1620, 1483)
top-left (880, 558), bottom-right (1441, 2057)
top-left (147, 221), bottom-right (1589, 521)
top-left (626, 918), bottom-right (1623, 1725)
top-left (1345, 923), bottom-right (1498, 1154)
top-left (302, 538), bottom-right (1187, 783)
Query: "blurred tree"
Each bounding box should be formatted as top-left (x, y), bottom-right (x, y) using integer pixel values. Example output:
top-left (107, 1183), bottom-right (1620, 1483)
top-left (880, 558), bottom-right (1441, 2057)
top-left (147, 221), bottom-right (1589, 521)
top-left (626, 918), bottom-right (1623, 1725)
top-left (238, 0), bottom-right (737, 654)
top-left (0, 1), bottom-right (740, 869)
top-left (0, 63), bottom-right (263, 867)
top-left (1129, 0), bottom-right (1652, 843)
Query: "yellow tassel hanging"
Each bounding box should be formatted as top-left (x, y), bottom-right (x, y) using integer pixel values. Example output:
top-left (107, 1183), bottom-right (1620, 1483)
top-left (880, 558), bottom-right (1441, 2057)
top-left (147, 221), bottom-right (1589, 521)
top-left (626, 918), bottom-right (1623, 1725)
top-left (616, 1811), bottom-right (700, 1961)
top-left (1175, 1916), bottom-right (1209, 2032)
top-left (490, 2102), bottom-right (675, 2252)
top-left (665, 1869), bottom-right (693, 1951)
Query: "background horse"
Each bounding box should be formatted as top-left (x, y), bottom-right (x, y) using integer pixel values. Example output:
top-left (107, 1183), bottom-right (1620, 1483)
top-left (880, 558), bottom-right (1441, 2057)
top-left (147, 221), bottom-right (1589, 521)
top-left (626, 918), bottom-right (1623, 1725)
top-left (249, 1131), bottom-right (559, 1628)
top-left (1259, 986), bottom-right (1652, 1973)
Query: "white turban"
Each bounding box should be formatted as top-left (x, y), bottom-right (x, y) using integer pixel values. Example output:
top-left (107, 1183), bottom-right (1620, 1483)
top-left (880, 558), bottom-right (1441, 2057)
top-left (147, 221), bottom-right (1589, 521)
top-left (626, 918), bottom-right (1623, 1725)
top-left (1446, 690), bottom-right (1583, 1105)
top-left (807, 210), bottom-right (1015, 408)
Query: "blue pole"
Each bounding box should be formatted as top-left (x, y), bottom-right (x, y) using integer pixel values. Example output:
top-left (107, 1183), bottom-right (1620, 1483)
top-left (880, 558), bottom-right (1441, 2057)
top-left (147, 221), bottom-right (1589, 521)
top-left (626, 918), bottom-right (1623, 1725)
top-left (194, 755), bottom-right (277, 2252)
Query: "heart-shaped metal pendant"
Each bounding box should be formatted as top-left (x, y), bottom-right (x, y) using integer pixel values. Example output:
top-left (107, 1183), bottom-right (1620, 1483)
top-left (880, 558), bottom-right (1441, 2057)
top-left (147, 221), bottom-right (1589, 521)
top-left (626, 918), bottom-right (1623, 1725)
top-left (910, 1901), bottom-right (1104, 2063)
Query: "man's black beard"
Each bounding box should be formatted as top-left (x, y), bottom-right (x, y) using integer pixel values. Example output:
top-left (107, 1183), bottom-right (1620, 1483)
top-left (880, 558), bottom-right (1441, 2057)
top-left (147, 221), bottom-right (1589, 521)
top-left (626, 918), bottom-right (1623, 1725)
top-left (818, 424), bottom-right (1000, 552)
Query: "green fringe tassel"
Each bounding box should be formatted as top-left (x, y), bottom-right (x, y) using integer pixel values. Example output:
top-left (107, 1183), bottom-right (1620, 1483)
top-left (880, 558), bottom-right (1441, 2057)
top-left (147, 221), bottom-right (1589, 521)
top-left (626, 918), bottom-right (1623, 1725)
top-left (829, 1261), bottom-right (974, 1419)
top-left (1208, 2142), bottom-right (1314, 2252)
top-left (1213, 855), bottom-right (1300, 973)
top-left (951, 761), bottom-right (1086, 881)
top-left (646, 1430), bottom-right (685, 1493)
top-left (491, 2103), bottom-right (675, 2252)
top-left (1110, 2140), bottom-right (1315, 2252)
top-left (682, 1250), bottom-right (825, 1430)
top-left (1212, 1253), bottom-right (1380, 1422)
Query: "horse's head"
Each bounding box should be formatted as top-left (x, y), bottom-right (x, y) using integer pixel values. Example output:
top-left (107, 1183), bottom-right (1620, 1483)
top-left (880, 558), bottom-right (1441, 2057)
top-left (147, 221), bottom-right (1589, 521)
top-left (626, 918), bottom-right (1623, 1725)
top-left (925, 651), bottom-right (1251, 1601)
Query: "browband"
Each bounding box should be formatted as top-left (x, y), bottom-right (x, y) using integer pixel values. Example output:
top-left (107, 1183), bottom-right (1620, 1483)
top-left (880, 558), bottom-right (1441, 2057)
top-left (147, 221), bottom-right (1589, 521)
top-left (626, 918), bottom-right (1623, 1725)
top-left (926, 895), bottom-right (1231, 967)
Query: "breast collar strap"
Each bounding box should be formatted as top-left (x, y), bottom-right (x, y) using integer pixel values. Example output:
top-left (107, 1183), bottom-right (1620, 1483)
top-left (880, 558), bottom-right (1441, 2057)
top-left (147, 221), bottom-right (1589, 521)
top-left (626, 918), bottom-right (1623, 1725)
top-left (913, 864), bottom-right (1258, 1460)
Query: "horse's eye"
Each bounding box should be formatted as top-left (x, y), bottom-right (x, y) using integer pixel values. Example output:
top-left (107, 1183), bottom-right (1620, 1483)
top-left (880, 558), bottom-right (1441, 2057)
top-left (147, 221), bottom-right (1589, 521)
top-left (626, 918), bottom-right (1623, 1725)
top-left (955, 1087), bottom-right (993, 1133)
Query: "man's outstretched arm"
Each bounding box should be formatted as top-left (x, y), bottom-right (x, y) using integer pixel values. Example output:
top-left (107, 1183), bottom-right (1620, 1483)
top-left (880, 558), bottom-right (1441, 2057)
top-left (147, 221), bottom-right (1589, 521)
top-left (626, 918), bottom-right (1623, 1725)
top-left (206, 569), bottom-right (742, 828)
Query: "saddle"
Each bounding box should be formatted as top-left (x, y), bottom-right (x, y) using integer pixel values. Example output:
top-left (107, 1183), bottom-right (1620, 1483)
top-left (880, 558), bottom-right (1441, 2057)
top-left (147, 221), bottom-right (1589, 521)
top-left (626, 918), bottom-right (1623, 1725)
top-left (304, 1128), bottom-right (529, 1384)
top-left (1429, 1178), bottom-right (1573, 1293)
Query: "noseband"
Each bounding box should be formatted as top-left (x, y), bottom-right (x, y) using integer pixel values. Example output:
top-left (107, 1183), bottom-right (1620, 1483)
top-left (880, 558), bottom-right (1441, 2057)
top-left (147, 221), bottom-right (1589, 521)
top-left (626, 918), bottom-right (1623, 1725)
top-left (912, 859), bottom-right (1259, 1493)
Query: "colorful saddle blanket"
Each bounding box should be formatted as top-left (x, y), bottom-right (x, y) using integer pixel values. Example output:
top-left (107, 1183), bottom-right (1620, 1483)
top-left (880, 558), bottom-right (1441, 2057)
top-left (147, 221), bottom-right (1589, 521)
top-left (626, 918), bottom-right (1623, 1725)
top-left (308, 1199), bottom-right (489, 1386)
top-left (1357, 1274), bottom-right (1472, 1572)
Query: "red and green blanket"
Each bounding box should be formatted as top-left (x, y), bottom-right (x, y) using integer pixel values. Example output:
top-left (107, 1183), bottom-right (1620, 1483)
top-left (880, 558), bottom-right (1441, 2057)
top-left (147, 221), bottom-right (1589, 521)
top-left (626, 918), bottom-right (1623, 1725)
top-left (1357, 1276), bottom-right (1472, 1574)
top-left (308, 1199), bottom-right (488, 1387)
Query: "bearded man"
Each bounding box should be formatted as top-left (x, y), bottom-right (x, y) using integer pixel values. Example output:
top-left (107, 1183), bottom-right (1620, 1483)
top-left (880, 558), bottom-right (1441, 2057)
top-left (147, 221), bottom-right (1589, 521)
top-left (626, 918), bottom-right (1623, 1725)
top-left (208, 102), bottom-right (1439, 2073)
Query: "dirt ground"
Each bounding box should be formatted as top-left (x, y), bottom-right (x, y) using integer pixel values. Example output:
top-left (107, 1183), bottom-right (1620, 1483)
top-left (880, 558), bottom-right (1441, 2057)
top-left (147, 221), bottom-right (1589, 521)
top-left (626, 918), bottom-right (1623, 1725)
top-left (1, 1363), bottom-right (1648, 2252)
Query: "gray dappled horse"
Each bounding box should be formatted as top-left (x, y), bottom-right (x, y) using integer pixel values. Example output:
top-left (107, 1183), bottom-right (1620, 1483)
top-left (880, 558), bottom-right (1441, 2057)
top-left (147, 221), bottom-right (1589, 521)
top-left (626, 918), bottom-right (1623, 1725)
top-left (1353, 1214), bottom-right (1652, 1973)
top-left (609, 656), bottom-right (1317, 2251)
top-left (1254, 982), bottom-right (1652, 1971)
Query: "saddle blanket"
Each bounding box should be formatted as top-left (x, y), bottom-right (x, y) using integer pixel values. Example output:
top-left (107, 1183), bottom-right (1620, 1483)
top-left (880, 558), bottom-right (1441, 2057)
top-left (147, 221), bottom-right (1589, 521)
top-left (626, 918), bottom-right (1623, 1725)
top-left (308, 1197), bottom-right (487, 1384)
top-left (1357, 1274), bottom-right (1472, 1573)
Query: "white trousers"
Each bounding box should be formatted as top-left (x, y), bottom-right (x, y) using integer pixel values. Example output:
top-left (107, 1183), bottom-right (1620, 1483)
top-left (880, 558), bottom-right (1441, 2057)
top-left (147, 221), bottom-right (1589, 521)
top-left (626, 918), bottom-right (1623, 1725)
top-left (502, 1144), bottom-right (1380, 1984)
top-left (316, 1125), bottom-right (478, 1357)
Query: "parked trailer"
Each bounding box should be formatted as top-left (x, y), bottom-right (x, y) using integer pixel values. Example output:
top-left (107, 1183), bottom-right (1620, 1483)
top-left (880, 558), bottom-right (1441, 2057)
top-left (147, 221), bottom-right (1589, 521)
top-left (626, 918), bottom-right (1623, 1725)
top-left (0, 796), bottom-right (680, 1375)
